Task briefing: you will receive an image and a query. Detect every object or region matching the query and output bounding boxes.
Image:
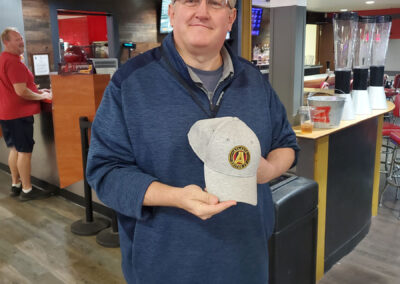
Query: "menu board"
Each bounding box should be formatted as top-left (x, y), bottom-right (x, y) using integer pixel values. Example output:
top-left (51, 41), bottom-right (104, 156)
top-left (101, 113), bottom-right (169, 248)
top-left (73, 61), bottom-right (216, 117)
top-left (252, 7), bottom-right (263, 36)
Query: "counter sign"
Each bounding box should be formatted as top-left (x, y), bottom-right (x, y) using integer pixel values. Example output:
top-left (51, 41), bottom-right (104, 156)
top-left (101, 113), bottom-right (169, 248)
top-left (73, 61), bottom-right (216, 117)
top-left (32, 54), bottom-right (50, 76)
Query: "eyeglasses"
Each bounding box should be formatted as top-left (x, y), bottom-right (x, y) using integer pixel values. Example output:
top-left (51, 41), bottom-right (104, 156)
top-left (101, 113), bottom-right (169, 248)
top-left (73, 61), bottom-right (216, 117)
top-left (174, 0), bottom-right (231, 10)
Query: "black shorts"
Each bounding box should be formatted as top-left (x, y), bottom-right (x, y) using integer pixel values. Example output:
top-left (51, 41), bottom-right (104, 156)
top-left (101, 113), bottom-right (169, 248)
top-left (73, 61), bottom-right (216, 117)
top-left (0, 116), bottom-right (35, 153)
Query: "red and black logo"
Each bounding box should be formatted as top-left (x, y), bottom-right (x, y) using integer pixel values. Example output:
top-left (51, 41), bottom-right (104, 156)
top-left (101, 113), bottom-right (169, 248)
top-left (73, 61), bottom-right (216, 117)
top-left (229, 145), bottom-right (251, 170)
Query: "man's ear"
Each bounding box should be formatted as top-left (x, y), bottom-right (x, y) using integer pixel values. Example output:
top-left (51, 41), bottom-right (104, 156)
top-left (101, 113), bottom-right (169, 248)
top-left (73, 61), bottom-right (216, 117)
top-left (168, 4), bottom-right (175, 28)
top-left (228, 8), bottom-right (237, 29)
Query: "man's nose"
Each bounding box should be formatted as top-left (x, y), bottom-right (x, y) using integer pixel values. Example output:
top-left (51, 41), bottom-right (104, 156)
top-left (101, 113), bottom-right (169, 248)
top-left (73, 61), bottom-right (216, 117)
top-left (195, 0), bottom-right (210, 17)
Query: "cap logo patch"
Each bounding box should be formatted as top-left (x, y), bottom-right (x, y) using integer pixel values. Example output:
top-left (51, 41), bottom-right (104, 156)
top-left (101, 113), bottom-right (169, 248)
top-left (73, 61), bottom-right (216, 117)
top-left (229, 145), bottom-right (251, 169)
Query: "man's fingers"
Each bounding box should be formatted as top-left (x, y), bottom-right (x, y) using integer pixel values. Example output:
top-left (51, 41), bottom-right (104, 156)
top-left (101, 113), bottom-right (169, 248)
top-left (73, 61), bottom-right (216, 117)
top-left (210, 200), bottom-right (237, 214)
top-left (197, 200), bottom-right (237, 220)
top-left (182, 185), bottom-right (237, 219)
top-left (197, 190), bottom-right (218, 205)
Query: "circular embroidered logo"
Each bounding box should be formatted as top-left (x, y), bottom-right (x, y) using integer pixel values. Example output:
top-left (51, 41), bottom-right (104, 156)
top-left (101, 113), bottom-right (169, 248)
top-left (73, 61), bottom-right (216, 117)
top-left (229, 145), bottom-right (251, 170)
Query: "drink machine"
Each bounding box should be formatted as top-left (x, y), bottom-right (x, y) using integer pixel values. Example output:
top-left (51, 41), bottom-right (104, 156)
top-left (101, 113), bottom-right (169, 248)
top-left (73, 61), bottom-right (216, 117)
top-left (333, 12), bottom-right (358, 120)
top-left (369, 16), bottom-right (392, 109)
top-left (352, 16), bottom-right (376, 115)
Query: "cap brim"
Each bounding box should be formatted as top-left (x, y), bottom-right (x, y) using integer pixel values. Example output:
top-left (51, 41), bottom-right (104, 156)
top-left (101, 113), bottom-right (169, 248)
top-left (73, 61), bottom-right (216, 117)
top-left (204, 164), bottom-right (257, 206)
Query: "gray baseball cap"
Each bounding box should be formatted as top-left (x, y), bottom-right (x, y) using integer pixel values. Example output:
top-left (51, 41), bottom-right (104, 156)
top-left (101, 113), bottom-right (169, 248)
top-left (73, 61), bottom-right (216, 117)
top-left (188, 117), bottom-right (261, 205)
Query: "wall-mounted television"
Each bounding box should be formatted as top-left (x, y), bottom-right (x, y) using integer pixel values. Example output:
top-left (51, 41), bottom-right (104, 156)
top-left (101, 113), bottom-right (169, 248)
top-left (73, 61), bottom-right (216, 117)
top-left (160, 0), bottom-right (173, 34)
top-left (252, 7), bottom-right (263, 36)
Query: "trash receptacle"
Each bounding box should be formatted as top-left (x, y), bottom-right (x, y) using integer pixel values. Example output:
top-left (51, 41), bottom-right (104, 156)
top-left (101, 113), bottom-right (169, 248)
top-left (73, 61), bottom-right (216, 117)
top-left (269, 174), bottom-right (318, 284)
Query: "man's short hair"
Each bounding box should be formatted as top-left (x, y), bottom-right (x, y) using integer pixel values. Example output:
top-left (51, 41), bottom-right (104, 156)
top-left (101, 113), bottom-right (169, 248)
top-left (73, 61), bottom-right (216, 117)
top-left (1, 27), bottom-right (19, 44)
top-left (228, 0), bottom-right (237, 8)
top-left (172, 0), bottom-right (237, 8)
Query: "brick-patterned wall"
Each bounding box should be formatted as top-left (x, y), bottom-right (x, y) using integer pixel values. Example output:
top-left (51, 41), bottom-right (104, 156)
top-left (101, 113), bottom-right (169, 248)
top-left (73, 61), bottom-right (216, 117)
top-left (118, 0), bottom-right (158, 43)
top-left (22, 0), bottom-right (53, 71)
top-left (116, 0), bottom-right (161, 63)
top-left (21, 0), bottom-right (53, 88)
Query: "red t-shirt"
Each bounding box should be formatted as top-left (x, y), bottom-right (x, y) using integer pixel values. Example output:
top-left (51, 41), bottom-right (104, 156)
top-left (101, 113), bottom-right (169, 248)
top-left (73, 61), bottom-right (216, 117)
top-left (0, 52), bottom-right (40, 120)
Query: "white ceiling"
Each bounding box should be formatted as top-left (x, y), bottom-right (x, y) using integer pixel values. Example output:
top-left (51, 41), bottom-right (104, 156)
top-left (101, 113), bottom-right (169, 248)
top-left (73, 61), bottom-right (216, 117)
top-left (307, 0), bottom-right (400, 12)
top-left (252, 0), bottom-right (400, 12)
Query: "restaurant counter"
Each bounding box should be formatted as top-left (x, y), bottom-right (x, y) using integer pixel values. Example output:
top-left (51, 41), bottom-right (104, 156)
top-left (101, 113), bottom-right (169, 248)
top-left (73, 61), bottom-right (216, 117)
top-left (0, 74), bottom-right (110, 204)
top-left (293, 102), bottom-right (394, 281)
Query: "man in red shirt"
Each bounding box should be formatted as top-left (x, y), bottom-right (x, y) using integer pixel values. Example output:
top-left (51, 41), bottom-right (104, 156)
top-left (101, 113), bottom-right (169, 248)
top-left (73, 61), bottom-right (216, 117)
top-left (0, 27), bottom-right (52, 201)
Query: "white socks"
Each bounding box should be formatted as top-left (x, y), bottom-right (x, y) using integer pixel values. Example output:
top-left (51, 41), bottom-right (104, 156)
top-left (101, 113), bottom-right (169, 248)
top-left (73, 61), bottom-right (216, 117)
top-left (22, 188), bottom-right (32, 193)
top-left (12, 183), bottom-right (32, 193)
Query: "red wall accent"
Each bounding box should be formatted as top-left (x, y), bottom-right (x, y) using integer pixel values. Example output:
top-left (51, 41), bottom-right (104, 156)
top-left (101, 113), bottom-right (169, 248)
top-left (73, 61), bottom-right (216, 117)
top-left (357, 8), bottom-right (400, 15)
top-left (58, 17), bottom-right (89, 46)
top-left (58, 15), bottom-right (107, 46)
top-left (357, 9), bottom-right (400, 39)
top-left (87, 15), bottom-right (108, 42)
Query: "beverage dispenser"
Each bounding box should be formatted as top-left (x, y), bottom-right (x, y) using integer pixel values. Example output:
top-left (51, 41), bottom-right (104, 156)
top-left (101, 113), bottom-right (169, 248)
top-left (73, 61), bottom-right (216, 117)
top-left (369, 15), bottom-right (392, 109)
top-left (352, 16), bottom-right (376, 115)
top-left (333, 12), bottom-right (358, 120)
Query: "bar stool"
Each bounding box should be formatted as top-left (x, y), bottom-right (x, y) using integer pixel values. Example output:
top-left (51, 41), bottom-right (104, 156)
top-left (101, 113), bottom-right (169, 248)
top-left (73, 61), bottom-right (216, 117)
top-left (381, 124), bottom-right (400, 174)
top-left (385, 74), bottom-right (400, 102)
top-left (381, 94), bottom-right (400, 174)
top-left (379, 130), bottom-right (400, 219)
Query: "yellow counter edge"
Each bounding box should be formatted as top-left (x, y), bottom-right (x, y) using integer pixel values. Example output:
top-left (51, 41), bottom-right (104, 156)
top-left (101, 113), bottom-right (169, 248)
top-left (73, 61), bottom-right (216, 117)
top-left (372, 115), bottom-right (384, 216)
top-left (314, 136), bottom-right (329, 281)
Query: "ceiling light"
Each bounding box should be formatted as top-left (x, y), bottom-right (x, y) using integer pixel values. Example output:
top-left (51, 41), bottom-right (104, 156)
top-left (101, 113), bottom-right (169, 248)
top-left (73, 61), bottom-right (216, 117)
top-left (365, 1), bottom-right (375, 4)
top-left (340, 9), bottom-right (348, 12)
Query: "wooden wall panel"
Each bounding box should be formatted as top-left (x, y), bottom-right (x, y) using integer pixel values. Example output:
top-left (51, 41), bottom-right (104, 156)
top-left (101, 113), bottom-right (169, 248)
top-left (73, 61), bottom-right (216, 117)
top-left (22, 0), bottom-right (53, 89)
top-left (117, 0), bottom-right (160, 63)
top-left (317, 24), bottom-right (334, 72)
top-left (120, 42), bottom-right (161, 63)
top-left (21, 0), bottom-right (54, 71)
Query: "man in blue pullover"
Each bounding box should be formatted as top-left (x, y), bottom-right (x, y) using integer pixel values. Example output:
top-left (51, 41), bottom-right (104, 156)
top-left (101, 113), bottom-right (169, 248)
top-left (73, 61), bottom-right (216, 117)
top-left (86, 0), bottom-right (299, 283)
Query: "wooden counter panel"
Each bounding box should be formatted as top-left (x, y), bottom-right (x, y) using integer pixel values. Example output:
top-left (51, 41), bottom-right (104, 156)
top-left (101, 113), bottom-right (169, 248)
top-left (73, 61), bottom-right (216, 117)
top-left (51, 74), bottom-right (110, 188)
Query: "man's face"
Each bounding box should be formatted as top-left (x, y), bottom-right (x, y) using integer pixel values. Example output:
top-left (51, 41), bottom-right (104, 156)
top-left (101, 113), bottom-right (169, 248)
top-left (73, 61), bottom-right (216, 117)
top-left (4, 31), bottom-right (25, 55)
top-left (168, 0), bottom-right (236, 54)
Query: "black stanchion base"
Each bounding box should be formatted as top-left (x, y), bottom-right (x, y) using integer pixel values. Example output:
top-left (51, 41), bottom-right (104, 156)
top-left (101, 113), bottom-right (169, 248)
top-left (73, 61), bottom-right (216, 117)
top-left (96, 227), bottom-right (120, 248)
top-left (71, 218), bottom-right (110, 236)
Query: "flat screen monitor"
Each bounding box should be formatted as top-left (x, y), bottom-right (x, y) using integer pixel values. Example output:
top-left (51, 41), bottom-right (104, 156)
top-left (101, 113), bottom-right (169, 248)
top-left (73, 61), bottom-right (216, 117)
top-left (252, 7), bottom-right (263, 36)
top-left (160, 0), bottom-right (173, 34)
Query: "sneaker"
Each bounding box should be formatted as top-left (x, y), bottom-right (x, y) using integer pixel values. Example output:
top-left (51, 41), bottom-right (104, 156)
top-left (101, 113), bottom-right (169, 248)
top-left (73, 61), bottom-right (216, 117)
top-left (10, 185), bottom-right (22, 197)
top-left (19, 187), bottom-right (51, 202)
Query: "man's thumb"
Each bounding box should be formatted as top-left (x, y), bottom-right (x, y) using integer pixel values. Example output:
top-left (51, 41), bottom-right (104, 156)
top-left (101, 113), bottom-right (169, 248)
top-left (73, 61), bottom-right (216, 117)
top-left (203, 191), bottom-right (219, 205)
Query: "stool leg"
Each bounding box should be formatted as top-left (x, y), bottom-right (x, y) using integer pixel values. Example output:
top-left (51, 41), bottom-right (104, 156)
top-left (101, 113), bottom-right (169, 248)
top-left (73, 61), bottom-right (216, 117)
top-left (396, 187), bottom-right (399, 220)
top-left (381, 146), bottom-right (398, 207)
top-left (381, 138), bottom-right (394, 175)
top-left (379, 182), bottom-right (390, 207)
top-left (385, 139), bottom-right (390, 174)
